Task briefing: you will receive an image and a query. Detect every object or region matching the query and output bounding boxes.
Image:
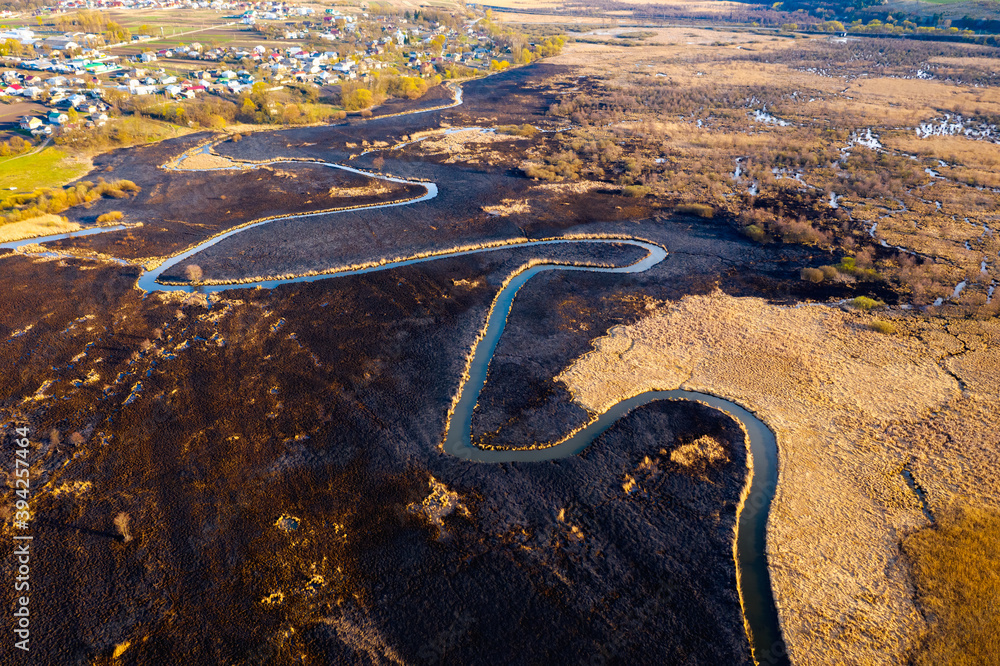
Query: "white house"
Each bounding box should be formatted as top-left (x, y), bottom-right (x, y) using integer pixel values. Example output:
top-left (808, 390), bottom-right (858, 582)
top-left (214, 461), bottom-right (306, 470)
top-left (43, 37), bottom-right (79, 51)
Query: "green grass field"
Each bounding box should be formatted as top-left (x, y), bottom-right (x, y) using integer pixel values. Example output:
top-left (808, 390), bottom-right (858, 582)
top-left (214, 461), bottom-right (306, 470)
top-left (0, 148), bottom-right (91, 203)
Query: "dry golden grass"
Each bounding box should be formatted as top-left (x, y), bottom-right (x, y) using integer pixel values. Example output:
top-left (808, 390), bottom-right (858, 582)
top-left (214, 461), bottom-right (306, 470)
top-left (928, 55), bottom-right (1000, 69)
top-left (847, 78), bottom-right (1000, 118)
top-left (416, 128), bottom-right (532, 164)
top-left (175, 151), bottom-right (244, 170)
top-left (0, 214), bottom-right (79, 243)
top-left (887, 133), bottom-right (1000, 170)
top-left (555, 291), bottom-right (1000, 665)
top-left (551, 30), bottom-right (809, 72)
top-left (327, 183), bottom-right (393, 198)
top-left (482, 198), bottom-right (531, 215)
top-left (488, 0), bottom-right (746, 7)
top-left (670, 435), bottom-right (728, 467)
top-left (904, 504), bottom-right (1000, 666)
top-left (535, 34), bottom-right (1000, 307)
top-left (494, 12), bottom-right (614, 25)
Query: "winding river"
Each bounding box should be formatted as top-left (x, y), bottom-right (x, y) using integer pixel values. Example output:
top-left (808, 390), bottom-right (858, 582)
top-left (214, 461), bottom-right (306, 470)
top-left (2, 84), bottom-right (787, 664)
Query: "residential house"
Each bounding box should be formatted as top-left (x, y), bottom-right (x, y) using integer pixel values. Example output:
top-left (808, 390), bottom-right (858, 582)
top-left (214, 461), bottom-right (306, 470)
top-left (42, 36), bottom-right (79, 51)
top-left (19, 116), bottom-right (43, 130)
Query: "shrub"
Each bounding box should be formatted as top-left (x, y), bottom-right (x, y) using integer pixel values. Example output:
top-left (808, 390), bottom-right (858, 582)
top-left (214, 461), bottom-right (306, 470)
top-left (622, 185), bottom-right (650, 198)
top-left (675, 203), bottom-right (714, 218)
top-left (96, 211), bottom-right (124, 224)
top-left (801, 267), bottom-right (825, 283)
top-left (869, 320), bottom-right (896, 334)
top-left (498, 124), bottom-right (539, 138)
top-left (837, 255), bottom-right (881, 280)
top-left (849, 296), bottom-right (882, 311)
top-left (820, 265), bottom-right (839, 280)
top-left (1, 180), bottom-right (139, 223)
top-left (773, 217), bottom-right (828, 246)
top-left (742, 224), bottom-right (767, 243)
top-left (342, 87), bottom-right (374, 111)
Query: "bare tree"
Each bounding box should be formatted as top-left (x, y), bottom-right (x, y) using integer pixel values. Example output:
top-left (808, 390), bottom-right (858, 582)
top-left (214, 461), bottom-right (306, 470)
top-left (114, 512), bottom-right (132, 543)
top-left (184, 264), bottom-right (203, 282)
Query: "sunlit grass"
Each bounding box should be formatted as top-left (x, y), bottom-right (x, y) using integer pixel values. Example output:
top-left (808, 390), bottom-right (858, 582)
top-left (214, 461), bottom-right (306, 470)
top-left (904, 504), bottom-right (1000, 666)
top-left (0, 214), bottom-right (79, 243)
top-left (0, 149), bottom-right (90, 204)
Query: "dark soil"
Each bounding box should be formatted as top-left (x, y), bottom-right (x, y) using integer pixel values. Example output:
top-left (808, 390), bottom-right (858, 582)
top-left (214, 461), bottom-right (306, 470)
top-left (0, 60), bottom-right (864, 665)
top-left (50, 147), bottom-right (421, 260)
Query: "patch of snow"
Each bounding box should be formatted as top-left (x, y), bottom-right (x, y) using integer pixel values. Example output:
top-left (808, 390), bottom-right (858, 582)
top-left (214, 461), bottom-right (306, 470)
top-left (916, 113), bottom-right (999, 142)
top-left (751, 108), bottom-right (790, 126)
top-left (850, 129), bottom-right (882, 150)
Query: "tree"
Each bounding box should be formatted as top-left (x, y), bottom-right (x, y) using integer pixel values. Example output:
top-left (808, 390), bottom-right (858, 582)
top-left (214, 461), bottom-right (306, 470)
top-left (184, 264), bottom-right (203, 281)
top-left (114, 512), bottom-right (132, 543)
top-left (0, 38), bottom-right (22, 56)
top-left (341, 86), bottom-right (373, 111)
top-left (430, 34), bottom-right (446, 56)
top-left (104, 21), bottom-right (130, 45)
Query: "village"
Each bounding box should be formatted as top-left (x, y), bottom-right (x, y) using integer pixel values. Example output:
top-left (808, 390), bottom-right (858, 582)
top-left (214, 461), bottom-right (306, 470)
top-left (0, 1), bottom-right (513, 139)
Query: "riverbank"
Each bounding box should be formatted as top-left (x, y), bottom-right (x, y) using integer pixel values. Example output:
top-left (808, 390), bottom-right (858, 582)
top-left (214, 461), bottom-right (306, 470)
top-left (556, 290), bottom-right (1000, 664)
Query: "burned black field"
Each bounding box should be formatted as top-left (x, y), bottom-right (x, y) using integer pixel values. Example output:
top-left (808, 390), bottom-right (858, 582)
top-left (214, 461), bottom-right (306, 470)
top-left (0, 64), bottom-right (874, 664)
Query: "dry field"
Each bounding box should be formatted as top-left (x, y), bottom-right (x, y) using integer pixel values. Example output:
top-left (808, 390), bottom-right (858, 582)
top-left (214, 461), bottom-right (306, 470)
top-left (485, 0), bottom-right (747, 10)
top-left (0, 214), bottom-right (79, 243)
top-left (555, 291), bottom-right (999, 665)
top-left (420, 30), bottom-right (1000, 664)
top-left (531, 31), bottom-right (1000, 312)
